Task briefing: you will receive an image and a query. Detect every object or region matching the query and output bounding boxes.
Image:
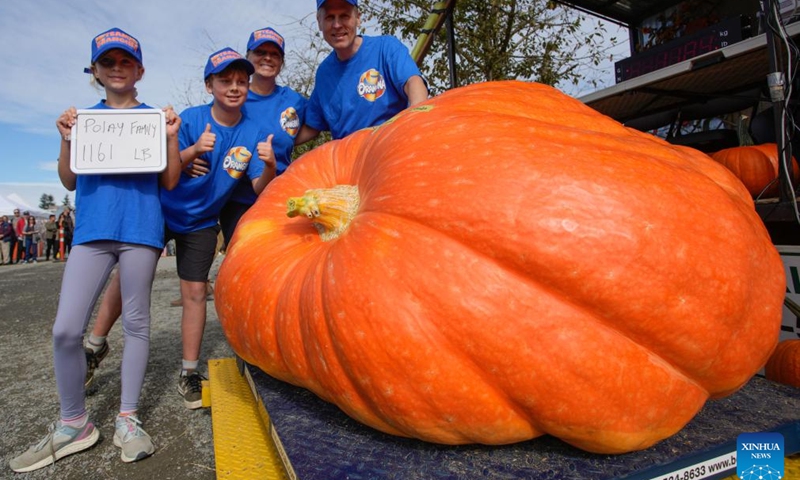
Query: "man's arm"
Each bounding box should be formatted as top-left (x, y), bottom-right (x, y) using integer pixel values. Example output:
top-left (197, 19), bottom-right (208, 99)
top-left (405, 76), bottom-right (429, 107)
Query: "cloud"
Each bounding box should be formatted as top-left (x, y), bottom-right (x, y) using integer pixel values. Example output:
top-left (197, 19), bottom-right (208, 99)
top-left (39, 161), bottom-right (59, 172)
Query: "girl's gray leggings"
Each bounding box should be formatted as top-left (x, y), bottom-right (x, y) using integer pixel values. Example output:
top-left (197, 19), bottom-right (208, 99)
top-left (53, 241), bottom-right (160, 419)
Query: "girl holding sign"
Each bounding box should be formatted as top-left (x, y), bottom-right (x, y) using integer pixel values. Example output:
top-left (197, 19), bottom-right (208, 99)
top-left (10, 28), bottom-right (182, 472)
top-left (83, 47), bottom-right (276, 414)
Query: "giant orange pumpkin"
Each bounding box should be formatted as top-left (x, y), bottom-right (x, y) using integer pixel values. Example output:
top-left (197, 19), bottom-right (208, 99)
top-left (215, 81), bottom-right (785, 454)
top-left (710, 143), bottom-right (800, 198)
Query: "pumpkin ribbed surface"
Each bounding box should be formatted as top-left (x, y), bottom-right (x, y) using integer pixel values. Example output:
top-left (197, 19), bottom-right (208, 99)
top-left (215, 81), bottom-right (785, 454)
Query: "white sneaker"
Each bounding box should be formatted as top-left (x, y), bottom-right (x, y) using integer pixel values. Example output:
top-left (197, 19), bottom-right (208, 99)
top-left (113, 414), bottom-right (154, 463)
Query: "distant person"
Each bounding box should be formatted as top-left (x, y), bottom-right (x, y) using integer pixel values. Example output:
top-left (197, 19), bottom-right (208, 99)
top-left (23, 216), bottom-right (39, 263)
top-left (0, 215), bottom-right (13, 264)
top-left (295, 0), bottom-right (428, 144)
top-left (12, 209), bottom-right (26, 263)
top-left (62, 207), bottom-right (75, 257)
top-left (82, 47), bottom-right (277, 412)
top-left (44, 214), bottom-right (57, 261)
top-left (9, 27), bottom-right (182, 472)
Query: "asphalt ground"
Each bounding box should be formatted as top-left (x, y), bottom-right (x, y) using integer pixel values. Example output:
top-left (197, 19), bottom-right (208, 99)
top-left (0, 254), bottom-right (233, 479)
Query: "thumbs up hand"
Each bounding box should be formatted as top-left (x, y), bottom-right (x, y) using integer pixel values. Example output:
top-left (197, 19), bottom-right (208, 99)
top-left (257, 134), bottom-right (276, 171)
top-left (195, 123), bottom-right (216, 154)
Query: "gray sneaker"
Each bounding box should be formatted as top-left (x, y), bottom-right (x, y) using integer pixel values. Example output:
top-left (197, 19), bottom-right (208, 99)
top-left (9, 420), bottom-right (100, 472)
top-left (177, 371), bottom-right (206, 409)
top-left (113, 414), bottom-right (154, 463)
top-left (84, 341), bottom-right (109, 389)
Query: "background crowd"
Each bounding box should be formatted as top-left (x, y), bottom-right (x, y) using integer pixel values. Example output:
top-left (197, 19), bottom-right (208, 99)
top-left (0, 207), bottom-right (74, 265)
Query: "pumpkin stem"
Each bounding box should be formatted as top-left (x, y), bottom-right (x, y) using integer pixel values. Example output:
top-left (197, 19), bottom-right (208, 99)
top-left (287, 185), bottom-right (360, 241)
top-left (737, 114), bottom-right (755, 146)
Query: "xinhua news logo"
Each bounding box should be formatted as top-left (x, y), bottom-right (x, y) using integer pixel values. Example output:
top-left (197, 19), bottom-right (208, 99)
top-left (737, 432), bottom-right (784, 480)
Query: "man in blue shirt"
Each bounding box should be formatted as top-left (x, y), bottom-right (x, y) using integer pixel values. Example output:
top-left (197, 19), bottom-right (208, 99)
top-left (296, 0), bottom-right (428, 143)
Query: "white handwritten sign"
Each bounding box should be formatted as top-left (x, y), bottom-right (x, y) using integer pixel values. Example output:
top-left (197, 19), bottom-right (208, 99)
top-left (70, 109), bottom-right (166, 174)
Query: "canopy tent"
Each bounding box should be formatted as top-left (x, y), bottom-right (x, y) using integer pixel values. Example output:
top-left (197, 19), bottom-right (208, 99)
top-left (2, 194), bottom-right (52, 218)
top-left (0, 195), bottom-right (18, 217)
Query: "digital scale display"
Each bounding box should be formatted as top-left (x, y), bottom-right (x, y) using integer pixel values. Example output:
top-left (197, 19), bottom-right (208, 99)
top-left (615, 16), bottom-right (748, 83)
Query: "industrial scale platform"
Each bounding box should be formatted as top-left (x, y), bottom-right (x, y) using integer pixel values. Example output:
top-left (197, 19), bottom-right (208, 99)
top-left (207, 358), bottom-right (800, 480)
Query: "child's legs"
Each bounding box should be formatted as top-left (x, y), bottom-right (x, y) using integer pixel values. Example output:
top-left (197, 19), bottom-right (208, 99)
top-left (219, 201), bottom-right (251, 248)
top-left (53, 243), bottom-right (117, 420)
top-left (117, 244), bottom-right (160, 413)
top-left (92, 270), bottom-right (122, 338)
top-left (173, 226), bottom-right (219, 363)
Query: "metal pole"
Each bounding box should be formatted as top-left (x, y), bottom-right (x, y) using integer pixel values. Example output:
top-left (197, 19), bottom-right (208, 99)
top-left (446, 5), bottom-right (458, 89)
top-left (764, 0), bottom-right (794, 202)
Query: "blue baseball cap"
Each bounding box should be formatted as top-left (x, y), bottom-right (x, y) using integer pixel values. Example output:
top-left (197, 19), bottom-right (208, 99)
top-left (317, 0), bottom-right (357, 9)
top-left (204, 47), bottom-right (255, 79)
top-left (247, 27), bottom-right (285, 56)
top-left (90, 28), bottom-right (143, 65)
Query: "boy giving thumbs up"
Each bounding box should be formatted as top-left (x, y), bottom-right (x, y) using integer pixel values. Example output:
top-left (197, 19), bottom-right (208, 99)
top-left (157, 47), bottom-right (276, 408)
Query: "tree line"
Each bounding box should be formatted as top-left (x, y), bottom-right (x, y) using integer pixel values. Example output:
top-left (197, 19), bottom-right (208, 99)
top-left (38, 194), bottom-right (73, 211)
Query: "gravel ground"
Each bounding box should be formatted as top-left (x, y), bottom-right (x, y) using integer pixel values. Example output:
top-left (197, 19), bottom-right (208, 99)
top-left (0, 254), bottom-right (233, 479)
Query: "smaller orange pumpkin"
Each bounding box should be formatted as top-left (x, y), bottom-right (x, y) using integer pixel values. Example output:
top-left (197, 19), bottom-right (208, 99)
top-left (710, 143), bottom-right (800, 198)
top-left (764, 339), bottom-right (800, 388)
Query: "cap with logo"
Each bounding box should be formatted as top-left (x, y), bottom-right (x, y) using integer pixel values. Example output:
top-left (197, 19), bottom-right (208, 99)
top-left (89, 28), bottom-right (143, 65)
top-left (247, 27), bottom-right (286, 57)
top-left (316, 0), bottom-right (357, 9)
top-left (204, 47), bottom-right (255, 79)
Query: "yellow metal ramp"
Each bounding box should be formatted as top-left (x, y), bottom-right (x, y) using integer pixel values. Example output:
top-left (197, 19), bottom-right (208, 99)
top-left (208, 358), bottom-right (288, 479)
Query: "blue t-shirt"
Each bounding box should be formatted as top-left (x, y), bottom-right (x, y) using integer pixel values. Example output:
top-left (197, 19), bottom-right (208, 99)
top-left (306, 35), bottom-right (422, 139)
top-left (228, 85), bottom-right (307, 205)
top-left (161, 104), bottom-right (266, 234)
top-left (73, 101), bottom-right (165, 249)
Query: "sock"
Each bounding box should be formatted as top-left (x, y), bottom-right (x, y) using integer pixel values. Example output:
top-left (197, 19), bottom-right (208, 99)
top-left (61, 413), bottom-right (88, 429)
top-left (87, 334), bottom-right (107, 351)
top-left (181, 359), bottom-right (199, 376)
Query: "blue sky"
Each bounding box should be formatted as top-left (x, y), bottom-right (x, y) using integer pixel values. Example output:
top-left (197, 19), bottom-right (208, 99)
top-left (0, 0), bottom-right (624, 211)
